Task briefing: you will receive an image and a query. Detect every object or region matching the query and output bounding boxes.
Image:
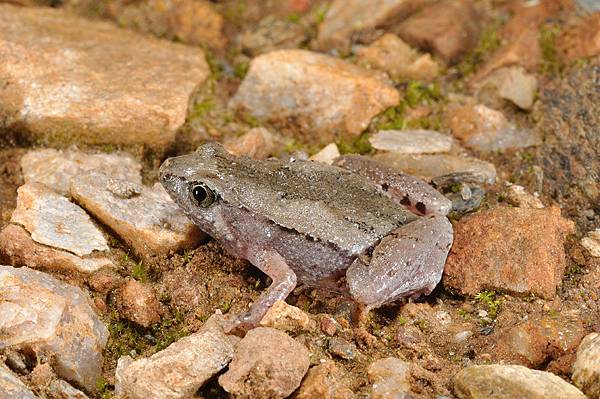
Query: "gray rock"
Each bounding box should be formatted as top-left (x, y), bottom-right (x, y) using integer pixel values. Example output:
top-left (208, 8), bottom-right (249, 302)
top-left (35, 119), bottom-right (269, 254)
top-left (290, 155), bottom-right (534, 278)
top-left (572, 332), bottom-right (600, 398)
top-left (21, 148), bottom-right (141, 196)
top-left (0, 364), bottom-right (38, 399)
top-left (368, 357), bottom-right (412, 399)
top-left (0, 4), bottom-right (209, 149)
top-left (452, 364), bottom-right (586, 399)
top-left (229, 49), bottom-right (399, 144)
top-left (115, 315), bottom-right (235, 399)
top-left (70, 172), bottom-right (203, 259)
top-left (576, 0), bottom-right (600, 11)
top-left (445, 185), bottom-right (485, 215)
top-left (328, 337), bottom-right (357, 360)
top-left (219, 327), bottom-right (310, 399)
top-left (581, 229), bottom-right (600, 257)
top-left (370, 129), bottom-right (453, 154)
top-left (505, 184), bottom-right (544, 209)
top-left (477, 66), bottom-right (538, 110)
top-left (47, 379), bottom-right (89, 399)
top-left (0, 266), bottom-right (108, 391)
top-left (241, 15), bottom-right (306, 56)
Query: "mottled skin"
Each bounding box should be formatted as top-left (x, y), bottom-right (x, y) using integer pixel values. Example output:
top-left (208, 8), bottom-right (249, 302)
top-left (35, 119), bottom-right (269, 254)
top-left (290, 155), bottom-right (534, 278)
top-left (160, 143), bottom-right (453, 332)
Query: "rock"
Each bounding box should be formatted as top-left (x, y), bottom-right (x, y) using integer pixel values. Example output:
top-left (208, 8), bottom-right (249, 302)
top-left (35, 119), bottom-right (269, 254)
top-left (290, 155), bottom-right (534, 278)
top-left (576, 0), bottom-right (600, 11)
top-left (310, 143), bottom-right (341, 165)
top-left (443, 206), bottom-right (575, 299)
top-left (87, 268), bottom-right (123, 294)
top-left (368, 357), bottom-right (412, 399)
top-left (46, 379), bottom-right (89, 399)
top-left (572, 333), bottom-right (600, 398)
top-left (319, 315), bottom-right (341, 336)
top-left (505, 185), bottom-right (544, 209)
top-left (117, 279), bottom-right (161, 327)
top-left (493, 313), bottom-right (586, 368)
top-left (445, 185), bottom-right (485, 215)
top-left (115, 314), bottom-right (235, 399)
top-left (452, 364), bottom-right (586, 399)
top-left (20, 148), bottom-right (141, 196)
top-left (316, 0), bottom-right (428, 53)
top-left (218, 327), bottom-right (310, 399)
top-left (0, 364), bottom-right (38, 399)
top-left (70, 172), bottom-right (203, 259)
top-left (373, 153), bottom-right (496, 184)
top-left (29, 363), bottom-right (90, 399)
top-left (224, 127), bottom-right (279, 160)
top-left (0, 4), bottom-right (209, 149)
top-left (259, 300), bottom-right (313, 332)
top-left (0, 266), bottom-right (108, 391)
top-left (229, 49), bottom-right (399, 143)
top-left (396, 0), bottom-right (482, 65)
top-left (107, 0), bottom-right (226, 50)
top-left (240, 15), bottom-right (306, 56)
top-left (328, 337), bottom-right (357, 360)
top-left (446, 104), bottom-right (540, 152)
top-left (369, 129), bottom-right (453, 154)
top-left (0, 224), bottom-right (113, 274)
top-left (296, 361), bottom-right (354, 399)
top-left (476, 67), bottom-right (538, 110)
top-left (557, 13), bottom-right (600, 63)
top-left (582, 229), bottom-right (600, 257)
top-left (356, 33), bottom-right (439, 81)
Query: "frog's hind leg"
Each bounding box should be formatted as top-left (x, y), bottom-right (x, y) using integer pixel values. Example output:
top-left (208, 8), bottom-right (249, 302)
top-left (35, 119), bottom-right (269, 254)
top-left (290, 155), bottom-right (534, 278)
top-left (226, 249), bottom-right (297, 334)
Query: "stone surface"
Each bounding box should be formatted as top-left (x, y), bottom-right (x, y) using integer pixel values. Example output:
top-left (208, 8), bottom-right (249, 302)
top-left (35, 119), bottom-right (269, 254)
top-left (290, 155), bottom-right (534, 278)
top-left (21, 148), bottom-right (141, 196)
top-left (576, 0), bottom-right (600, 11)
top-left (328, 337), bottom-right (357, 360)
top-left (373, 153), bottom-right (496, 184)
top-left (316, 0), bottom-right (428, 53)
top-left (356, 33), bottom-right (439, 81)
top-left (11, 183), bottom-right (108, 257)
top-left (310, 143), bottom-right (340, 165)
top-left (505, 185), bottom-right (544, 209)
top-left (296, 361), bottom-right (354, 399)
top-left (224, 127), bottom-right (279, 160)
top-left (443, 206), bottom-right (575, 299)
top-left (396, 0), bottom-right (482, 65)
top-left (476, 67), bottom-right (538, 110)
top-left (107, 0), bottom-right (226, 50)
top-left (241, 15), bottom-right (306, 56)
top-left (0, 224), bottom-right (113, 274)
top-left (446, 104), bottom-right (540, 152)
top-left (229, 49), bottom-right (399, 143)
top-left (70, 172), bottom-right (203, 259)
top-left (0, 4), bottom-right (209, 149)
top-left (0, 266), bottom-right (108, 391)
top-left (557, 13), bottom-right (600, 63)
top-left (582, 229), bottom-right (600, 257)
top-left (0, 364), bottom-right (38, 399)
top-left (218, 327), bottom-right (310, 399)
top-left (117, 279), bottom-right (161, 327)
top-left (370, 129), bottom-right (453, 154)
top-left (368, 357), bottom-right (412, 399)
top-left (452, 364), bottom-right (586, 399)
top-left (572, 332), bottom-right (600, 398)
top-left (259, 300), bottom-right (313, 332)
top-left (115, 315), bottom-right (234, 399)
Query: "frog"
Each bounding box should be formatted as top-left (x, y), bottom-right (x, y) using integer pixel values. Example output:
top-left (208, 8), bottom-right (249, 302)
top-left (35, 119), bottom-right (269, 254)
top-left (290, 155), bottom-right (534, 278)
top-left (159, 142), bottom-right (453, 334)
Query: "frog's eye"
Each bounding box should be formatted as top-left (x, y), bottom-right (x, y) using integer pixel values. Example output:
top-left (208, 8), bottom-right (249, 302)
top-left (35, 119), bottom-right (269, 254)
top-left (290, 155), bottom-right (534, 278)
top-left (191, 183), bottom-right (216, 208)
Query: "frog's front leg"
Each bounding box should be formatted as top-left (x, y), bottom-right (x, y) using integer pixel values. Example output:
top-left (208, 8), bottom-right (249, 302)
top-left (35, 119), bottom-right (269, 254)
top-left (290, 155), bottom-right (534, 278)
top-left (226, 249), bottom-right (297, 334)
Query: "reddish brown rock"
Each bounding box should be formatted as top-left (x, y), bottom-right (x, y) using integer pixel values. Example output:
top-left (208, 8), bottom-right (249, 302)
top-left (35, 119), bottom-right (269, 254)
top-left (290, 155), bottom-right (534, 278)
top-left (396, 0), bottom-right (482, 65)
top-left (557, 13), bottom-right (600, 63)
top-left (224, 127), bottom-right (280, 160)
top-left (117, 279), bottom-right (161, 327)
top-left (443, 206), bottom-right (575, 299)
top-left (259, 300), bottom-right (314, 333)
top-left (296, 361), bottom-right (354, 399)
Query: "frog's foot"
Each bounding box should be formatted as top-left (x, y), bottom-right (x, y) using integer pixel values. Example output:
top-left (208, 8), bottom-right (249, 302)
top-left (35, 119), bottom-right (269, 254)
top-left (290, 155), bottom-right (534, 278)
top-left (353, 304), bottom-right (378, 348)
top-left (225, 249), bottom-right (297, 336)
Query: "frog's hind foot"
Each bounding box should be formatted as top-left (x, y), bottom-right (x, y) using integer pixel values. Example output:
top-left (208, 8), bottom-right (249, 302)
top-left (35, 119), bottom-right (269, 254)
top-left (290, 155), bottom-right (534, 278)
top-left (352, 304), bottom-right (379, 348)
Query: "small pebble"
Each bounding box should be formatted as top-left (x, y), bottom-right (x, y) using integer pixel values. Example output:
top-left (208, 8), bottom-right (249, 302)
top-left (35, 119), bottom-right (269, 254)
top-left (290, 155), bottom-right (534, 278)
top-left (328, 337), bottom-right (357, 360)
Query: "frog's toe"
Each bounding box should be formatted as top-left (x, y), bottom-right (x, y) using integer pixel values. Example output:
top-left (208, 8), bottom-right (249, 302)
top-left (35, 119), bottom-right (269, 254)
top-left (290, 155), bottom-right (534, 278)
top-left (347, 215), bottom-right (453, 308)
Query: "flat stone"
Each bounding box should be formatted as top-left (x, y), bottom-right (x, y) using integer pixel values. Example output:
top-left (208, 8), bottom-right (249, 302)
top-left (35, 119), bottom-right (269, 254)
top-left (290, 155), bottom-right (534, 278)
top-left (0, 4), bottom-right (209, 149)
top-left (11, 183), bottom-right (108, 257)
top-left (370, 129), bottom-right (453, 154)
top-left (117, 279), bottom-right (161, 328)
top-left (310, 143), bottom-right (340, 165)
top-left (229, 49), bottom-right (399, 143)
top-left (557, 13), bottom-right (600, 63)
top-left (0, 266), bottom-right (108, 391)
top-left (70, 172), bottom-right (203, 259)
top-left (296, 361), bottom-right (354, 399)
top-left (316, 0), bottom-right (428, 53)
top-left (0, 224), bottom-right (112, 274)
top-left (582, 229), bottom-right (600, 257)
top-left (477, 67), bottom-right (538, 110)
top-left (443, 206), bottom-right (575, 299)
top-left (21, 148), bottom-right (141, 196)
top-left (396, 0), bottom-right (482, 65)
top-left (368, 357), bottom-right (412, 399)
top-left (0, 364), bottom-right (38, 399)
top-left (240, 15), bottom-right (306, 56)
top-left (572, 333), bottom-right (600, 398)
top-left (259, 300), bottom-right (313, 333)
top-left (218, 327), bottom-right (310, 399)
top-left (505, 184), bottom-right (544, 209)
top-left (224, 127), bottom-right (280, 160)
top-left (356, 33), bottom-right (439, 81)
top-left (373, 152), bottom-right (496, 184)
top-left (452, 364), bottom-right (586, 399)
top-left (115, 314), bottom-right (235, 399)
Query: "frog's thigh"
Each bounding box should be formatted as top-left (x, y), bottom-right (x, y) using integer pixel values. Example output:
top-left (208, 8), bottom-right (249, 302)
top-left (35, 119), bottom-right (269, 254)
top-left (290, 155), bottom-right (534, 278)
top-left (347, 215), bottom-right (453, 308)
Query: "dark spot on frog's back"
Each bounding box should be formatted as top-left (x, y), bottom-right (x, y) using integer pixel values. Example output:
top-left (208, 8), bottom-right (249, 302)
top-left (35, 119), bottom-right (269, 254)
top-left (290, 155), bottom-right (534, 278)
top-left (400, 195), bottom-right (411, 206)
top-left (416, 202), bottom-right (427, 215)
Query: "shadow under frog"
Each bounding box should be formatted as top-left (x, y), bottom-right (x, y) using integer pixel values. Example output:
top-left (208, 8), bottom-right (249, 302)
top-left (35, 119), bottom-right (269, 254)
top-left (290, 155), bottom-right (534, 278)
top-left (160, 143), bottom-right (453, 335)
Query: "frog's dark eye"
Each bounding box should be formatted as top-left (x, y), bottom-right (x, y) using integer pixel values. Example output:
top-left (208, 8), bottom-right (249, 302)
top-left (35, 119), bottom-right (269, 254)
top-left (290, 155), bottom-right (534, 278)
top-left (191, 183), bottom-right (216, 208)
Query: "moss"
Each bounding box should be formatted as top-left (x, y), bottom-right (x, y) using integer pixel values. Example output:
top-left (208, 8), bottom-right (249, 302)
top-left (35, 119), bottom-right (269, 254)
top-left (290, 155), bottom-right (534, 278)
top-left (131, 260), bottom-right (149, 283)
top-left (221, 0), bottom-right (247, 30)
top-left (190, 98), bottom-right (215, 119)
top-left (458, 22), bottom-right (502, 77)
top-left (539, 23), bottom-right (562, 75)
top-left (286, 12), bottom-right (301, 23)
top-left (397, 315), bottom-right (408, 326)
top-left (337, 132), bottom-right (373, 155)
top-left (96, 377), bottom-right (112, 399)
top-left (474, 290), bottom-right (501, 320)
top-left (457, 308), bottom-right (471, 320)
